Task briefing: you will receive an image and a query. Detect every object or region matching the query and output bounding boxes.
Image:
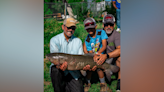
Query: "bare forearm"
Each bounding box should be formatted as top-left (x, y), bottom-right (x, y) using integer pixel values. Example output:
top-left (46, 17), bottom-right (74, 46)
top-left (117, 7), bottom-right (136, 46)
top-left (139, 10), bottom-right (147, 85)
top-left (112, 1), bottom-right (118, 9)
top-left (98, 39), bottom-right (107, 54)
top-left (83, 42), bottom-right (88, 54)
top-left (89, 50), bottom-right (93, 53)
top-left (98, 46), bottom-right (106, 54)
top-left (108, 48), bottom-right (120, 58)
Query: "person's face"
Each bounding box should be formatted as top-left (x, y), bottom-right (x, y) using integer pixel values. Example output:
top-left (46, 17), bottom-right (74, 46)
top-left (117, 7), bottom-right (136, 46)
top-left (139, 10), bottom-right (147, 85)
top-left (62, 25), bottom-right (76, 38)
top-left (103, 23), bottom-right (114, 34)
top-left (86, 28), bottom-right (96, 36)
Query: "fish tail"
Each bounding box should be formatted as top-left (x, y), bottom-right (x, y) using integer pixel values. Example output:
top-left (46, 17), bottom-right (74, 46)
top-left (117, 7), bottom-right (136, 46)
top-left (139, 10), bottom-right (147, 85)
top-left (104, 69), bottom-right (112, 82)
top-left (110, 65), bottom-right (120, 73)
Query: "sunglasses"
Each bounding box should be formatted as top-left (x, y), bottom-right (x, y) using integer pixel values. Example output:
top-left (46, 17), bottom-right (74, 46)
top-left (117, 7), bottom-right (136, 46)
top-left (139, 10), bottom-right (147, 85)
top-left (65, 26), bottom-right (76, 30)
top-left (104, 23), bottom-right (114, 27)
top-left (86, 28), bottom-right (95, 32)
top-left (85, 22), bottom-right (95, 27)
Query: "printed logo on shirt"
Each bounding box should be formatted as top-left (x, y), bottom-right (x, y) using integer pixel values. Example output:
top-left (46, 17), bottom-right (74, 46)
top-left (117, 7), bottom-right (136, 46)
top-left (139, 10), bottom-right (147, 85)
top-left (95, 38), bottom-right (100, 53)
top-left (97, 31), bottom-right (101, 35)
top-left (91, 43), bottom-right (95, 52)
top-left (108, 42), bottom-right (114, 46)
top-left (86, 36), bottom-right (91, 42)
top-left (117, 0), bottom-right (121, 3)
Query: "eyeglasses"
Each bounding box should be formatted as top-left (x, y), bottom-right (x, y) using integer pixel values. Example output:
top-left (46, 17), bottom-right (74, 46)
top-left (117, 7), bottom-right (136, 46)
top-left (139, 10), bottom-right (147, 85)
top-left (85, 22), bottom-right (95, 27)
top-left (104, 23), bottom-right (114, 27)
top-left (66, 26), bottom-right (76, 30)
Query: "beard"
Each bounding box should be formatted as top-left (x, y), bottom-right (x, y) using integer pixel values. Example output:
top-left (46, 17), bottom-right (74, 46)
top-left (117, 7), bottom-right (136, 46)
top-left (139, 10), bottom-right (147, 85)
top-left (105, 28), bottom-right (113, 34)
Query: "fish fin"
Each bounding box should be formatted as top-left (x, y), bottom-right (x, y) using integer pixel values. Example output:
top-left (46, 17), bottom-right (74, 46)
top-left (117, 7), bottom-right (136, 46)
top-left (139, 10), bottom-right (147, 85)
top-left (110, 65), bottom-right (120, 73)
top-left (46, 56), bottom-right (50, 61)
top-left (80, 70), bottom-right (87, 76)
top-left (104, 69), bottom-right (112, 82)
top-left (84, 53), bottom-right (94, 57)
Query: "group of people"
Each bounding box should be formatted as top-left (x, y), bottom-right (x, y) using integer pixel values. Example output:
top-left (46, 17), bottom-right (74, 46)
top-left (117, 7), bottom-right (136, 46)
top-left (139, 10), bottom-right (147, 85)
top-left (49, 14), bottom-right (120, 92)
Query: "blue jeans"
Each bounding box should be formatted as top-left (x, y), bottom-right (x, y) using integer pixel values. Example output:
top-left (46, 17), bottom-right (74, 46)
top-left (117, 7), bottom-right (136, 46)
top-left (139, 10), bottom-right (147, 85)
top-left (116, 9), bottom-right (120, 28)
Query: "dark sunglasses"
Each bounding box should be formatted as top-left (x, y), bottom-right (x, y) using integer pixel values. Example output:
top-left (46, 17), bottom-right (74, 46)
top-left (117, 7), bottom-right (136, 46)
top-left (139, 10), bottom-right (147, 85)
top-left (86, 28), bottom-right (95, 32)
top-left (104, 23), bottom-right (114, 27)
top-left (66, 26), bottom-right (76, 30)
top-left (85, 22), bottom-right (95, 27)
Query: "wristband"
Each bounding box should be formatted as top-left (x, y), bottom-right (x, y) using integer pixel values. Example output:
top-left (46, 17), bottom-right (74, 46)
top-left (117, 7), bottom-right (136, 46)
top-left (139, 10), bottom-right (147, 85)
top-left (107, 54), bottom-right (110, 58)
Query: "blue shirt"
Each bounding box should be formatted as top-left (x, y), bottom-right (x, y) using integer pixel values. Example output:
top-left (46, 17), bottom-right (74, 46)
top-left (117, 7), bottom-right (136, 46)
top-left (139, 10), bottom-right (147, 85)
top-left (112, 0), bottom-right (121, 9)
top-left (50, 32), bottom-right (84, 79)
top-left (85, 30), bottom-right (108, 54)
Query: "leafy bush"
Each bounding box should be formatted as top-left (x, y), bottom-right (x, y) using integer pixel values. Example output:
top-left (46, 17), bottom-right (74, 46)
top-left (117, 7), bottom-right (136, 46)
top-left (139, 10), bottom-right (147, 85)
top-left (68, 0), bottom-right (82, 3)
top-left (44, 18), bottom-right (63, 57)
top-left (70, 2), bottom-right (89, 22)
top-left (104, 2), bottom-right (116, 18)
top-left (44, 3), bottom-right (53, 15)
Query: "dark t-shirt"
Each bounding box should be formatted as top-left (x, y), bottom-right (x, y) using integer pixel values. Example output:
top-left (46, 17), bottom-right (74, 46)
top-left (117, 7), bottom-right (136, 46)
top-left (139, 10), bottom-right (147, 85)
top-left (96, 28), bottom-right (120, 53)
top-left (106, 30), bottom-right (120, 64)
top-left (106, 30), bottom-right (120, 53)
top-left (96, 29), bottom-right (120, 64)
top-left (106, 30), bottom-right (120, 54)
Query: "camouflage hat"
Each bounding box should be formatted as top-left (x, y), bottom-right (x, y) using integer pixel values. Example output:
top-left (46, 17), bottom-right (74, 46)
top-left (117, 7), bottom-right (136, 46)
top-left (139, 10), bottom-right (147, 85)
top-left (102, 14), bottom-right (115, 24)
top-left (84, 18), bottom-right (96, 30)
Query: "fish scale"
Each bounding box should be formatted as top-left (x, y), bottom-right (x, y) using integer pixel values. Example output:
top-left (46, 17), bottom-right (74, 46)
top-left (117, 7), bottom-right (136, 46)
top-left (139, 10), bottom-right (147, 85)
top-left (46, 53), bottom-right (120, 82)
top-left (46, 53), bottom-right (119, 72)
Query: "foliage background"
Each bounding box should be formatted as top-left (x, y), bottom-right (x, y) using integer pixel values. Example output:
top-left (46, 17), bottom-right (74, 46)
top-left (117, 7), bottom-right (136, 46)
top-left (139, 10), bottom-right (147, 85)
top-left (44, 0), bottom-right (119, 92)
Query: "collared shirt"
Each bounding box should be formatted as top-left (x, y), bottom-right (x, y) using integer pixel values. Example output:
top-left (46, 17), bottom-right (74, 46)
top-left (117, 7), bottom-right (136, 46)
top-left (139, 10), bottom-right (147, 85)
top-left (50, 32), bottom-right (84, 79)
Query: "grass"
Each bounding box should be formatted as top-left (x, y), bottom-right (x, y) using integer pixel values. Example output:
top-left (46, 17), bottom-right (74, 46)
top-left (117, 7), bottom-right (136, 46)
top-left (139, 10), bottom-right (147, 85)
top-left (44, 18), bottom-right (119, 92)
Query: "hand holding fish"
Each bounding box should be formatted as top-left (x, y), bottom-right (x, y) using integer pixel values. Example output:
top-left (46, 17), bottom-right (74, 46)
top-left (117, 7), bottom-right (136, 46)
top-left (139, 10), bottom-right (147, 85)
top-left (83, 65), bottom-right (97, 71)
top-left (46, 53), bottom-right (120, 82)
top-left (91, 65), bottom-right (97, 71)
top-left (56, 61), bottom-right (68, 71)
top-left (83, 65), bottom-right (91, 71)
top-left (94, 53), bottom-right (107, 65)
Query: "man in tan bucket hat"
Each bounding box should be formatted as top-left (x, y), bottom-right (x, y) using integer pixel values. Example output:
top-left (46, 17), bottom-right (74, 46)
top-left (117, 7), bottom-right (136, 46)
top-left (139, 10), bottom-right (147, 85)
top-left (49, 17), bottom-right (84, 92)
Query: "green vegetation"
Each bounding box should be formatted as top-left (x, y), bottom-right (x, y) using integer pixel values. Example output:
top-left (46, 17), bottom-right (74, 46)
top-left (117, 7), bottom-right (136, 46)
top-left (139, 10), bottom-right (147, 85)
top-left (68, 0), bottom-right (83, 3)
top-left (44, 1), bottom-right (119, 92)
top-left (105, 2), bottom-right (116, 18)
top-left (44, 19), bottom-right (119, 92)
top-left (70, 3), bottom-right (89, 21)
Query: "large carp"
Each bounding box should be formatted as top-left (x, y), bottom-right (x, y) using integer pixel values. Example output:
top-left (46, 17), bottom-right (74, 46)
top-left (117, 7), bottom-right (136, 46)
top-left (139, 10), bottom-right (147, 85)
top-left (46, 53), bottom-right (119, 81)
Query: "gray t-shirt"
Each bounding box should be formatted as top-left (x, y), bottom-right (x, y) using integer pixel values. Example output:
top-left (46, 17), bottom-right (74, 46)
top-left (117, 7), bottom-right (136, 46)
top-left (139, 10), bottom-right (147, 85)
top-left (106, 30), bottom-right (120, 54)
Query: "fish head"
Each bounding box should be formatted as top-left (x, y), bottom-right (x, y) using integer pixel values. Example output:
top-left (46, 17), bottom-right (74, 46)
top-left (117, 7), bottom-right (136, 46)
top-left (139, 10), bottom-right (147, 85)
top-left (46, 53), bottom-right (68, 65)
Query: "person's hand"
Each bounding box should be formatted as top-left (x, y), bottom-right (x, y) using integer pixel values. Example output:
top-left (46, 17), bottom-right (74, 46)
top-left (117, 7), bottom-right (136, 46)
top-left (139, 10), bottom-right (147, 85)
top-left (93, 53), bottom-right (100, 62)
top-left (91, 65), bottom-right (97, 71)
top-left (83, 65), bottom-right (91, 71)
top-left (56, 62), bottom-right (67, 71)
top-left (94, 53), bottom-right (107, 65)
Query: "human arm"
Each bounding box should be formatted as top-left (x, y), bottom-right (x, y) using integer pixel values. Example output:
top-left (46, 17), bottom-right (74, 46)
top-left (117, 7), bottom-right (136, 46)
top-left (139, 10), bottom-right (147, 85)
top-left (83, 42), bottom-right (89, 54)
top-left (94, 45), bottom-right (120, 65)
top-left (50, 37), bottom-right (67, 71)
top-left (97, 39), bottom-right (107, 54)
top-left (112, 1), bottom-right (118, 9)
top-left (108, 45), bottom-right (120, 58)
top-left (83, 40), bottom-right (97, 71)
top-left (97, 30), bottom-right (108, 54)
top-left (50, 37), bottom-right (60, 53)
